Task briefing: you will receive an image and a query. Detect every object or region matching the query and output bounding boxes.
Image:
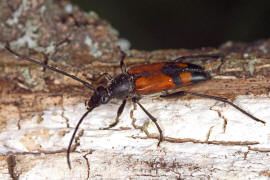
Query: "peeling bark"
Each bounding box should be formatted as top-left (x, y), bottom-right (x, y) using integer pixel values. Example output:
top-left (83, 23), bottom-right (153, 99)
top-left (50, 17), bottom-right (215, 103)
top-left (0, 0), bottom-right (270, 179)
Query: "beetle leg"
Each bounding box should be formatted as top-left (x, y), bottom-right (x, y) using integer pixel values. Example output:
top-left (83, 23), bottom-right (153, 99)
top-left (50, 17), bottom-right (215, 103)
top-left (160, 91), bottom-right (186, 98)
top-left (120, 50), bottom-right (127, 73)
top-left (132, 98), bottom-right (163, 146)
top-left (100, 99), bottom-right (127, 130)
top-left (87, 73), bottom-right (112, 85)
top-left (145, 53), bottom-right (153, 64)
top-left (160, 91), bottom-right (266, 124)
top-left (101, 73), bottom-right (113, 81)
top-left (174, 54), bottom-right (224, 62)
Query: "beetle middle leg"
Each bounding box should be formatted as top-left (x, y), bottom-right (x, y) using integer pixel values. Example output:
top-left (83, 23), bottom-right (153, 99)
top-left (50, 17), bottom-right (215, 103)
top-left (160, 91), bottom-right (265, 124)
top-left (132, 97), bottom-right (163, 146)
top-left (100, 99), bottom-right (127, 130)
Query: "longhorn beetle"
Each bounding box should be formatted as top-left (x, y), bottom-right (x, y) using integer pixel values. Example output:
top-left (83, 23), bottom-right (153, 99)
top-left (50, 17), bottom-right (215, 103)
top-left (5, 43), bottom-right (266, 169)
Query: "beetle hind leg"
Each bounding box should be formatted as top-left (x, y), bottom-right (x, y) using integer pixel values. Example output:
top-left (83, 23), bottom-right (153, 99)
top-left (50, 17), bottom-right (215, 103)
top-left (160, 90), bottom-right (265, 124)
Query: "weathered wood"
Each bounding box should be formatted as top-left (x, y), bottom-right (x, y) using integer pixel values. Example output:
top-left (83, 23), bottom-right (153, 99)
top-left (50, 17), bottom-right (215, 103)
top-left (1, 0), bottom-right (270, 179)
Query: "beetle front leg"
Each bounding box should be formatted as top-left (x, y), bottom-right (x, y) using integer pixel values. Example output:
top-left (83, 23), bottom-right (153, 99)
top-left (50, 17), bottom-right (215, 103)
top-left (87, 72), bottom-right (112, 85)
top-left (100, 99), bottom-right (127, 130)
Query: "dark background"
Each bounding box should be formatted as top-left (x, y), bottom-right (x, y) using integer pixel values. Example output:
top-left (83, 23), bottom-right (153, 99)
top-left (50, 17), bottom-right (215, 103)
top-left (71, 0), bottom-right (270, 50)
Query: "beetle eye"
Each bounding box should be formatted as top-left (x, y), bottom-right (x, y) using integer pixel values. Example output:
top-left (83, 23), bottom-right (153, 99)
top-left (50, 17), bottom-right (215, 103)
top-left (101, 95), bottom-right (109, 104)
top-left (96, 86), bottom-right (110, 104)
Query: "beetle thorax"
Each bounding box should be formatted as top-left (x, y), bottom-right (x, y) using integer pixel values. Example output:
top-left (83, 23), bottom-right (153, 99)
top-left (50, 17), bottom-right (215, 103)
top-left (107, 73), bottom-right (134, 99)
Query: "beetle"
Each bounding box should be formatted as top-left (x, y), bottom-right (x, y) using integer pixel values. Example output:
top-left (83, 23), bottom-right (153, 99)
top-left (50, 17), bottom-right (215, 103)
top-left (5, 43), bottom-right (266, 169)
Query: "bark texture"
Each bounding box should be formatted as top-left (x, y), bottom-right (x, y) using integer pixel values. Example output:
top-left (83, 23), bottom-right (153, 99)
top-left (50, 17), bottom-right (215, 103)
top-left (0, 0), bottom-right (270, 179)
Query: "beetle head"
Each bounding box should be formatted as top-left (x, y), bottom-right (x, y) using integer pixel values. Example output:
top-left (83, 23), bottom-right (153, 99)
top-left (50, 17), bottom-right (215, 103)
top-left (87, 86), bottom-right (111, 109)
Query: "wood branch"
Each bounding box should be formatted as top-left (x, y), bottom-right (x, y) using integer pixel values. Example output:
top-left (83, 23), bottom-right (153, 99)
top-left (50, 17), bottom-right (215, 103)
top-left (1, 0), bottom-right (270, 179)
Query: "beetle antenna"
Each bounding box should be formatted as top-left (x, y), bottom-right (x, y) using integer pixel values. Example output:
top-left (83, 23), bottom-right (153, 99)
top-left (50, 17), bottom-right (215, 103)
top-left (5, 43), bottom-right (96, 91)
top-left (67, 107), bottom-right (95, 169)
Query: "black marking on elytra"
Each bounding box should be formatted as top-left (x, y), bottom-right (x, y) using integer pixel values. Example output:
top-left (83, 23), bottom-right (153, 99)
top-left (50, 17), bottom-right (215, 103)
top-left (160, 62), bottom-right (183, 85)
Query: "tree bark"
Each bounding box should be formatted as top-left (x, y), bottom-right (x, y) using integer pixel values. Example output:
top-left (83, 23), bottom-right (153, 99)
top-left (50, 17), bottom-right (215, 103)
top-left (1, 0), bottom-right (270, 179)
